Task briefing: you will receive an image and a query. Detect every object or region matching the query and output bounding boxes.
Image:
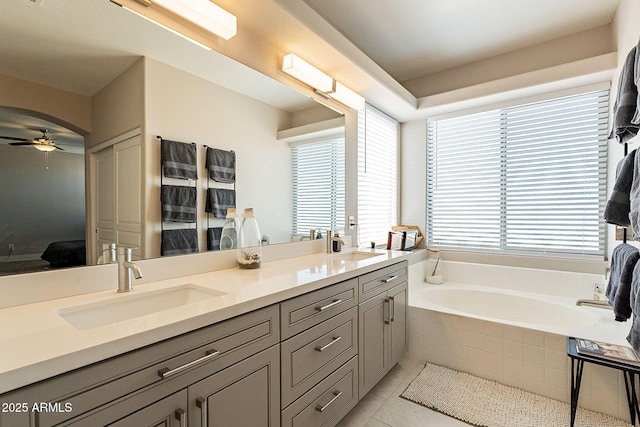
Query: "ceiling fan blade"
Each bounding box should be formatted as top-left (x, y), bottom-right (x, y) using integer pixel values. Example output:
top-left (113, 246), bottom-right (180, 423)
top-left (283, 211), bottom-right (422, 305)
top-left (54, 145), bottom-right (64, 151)
top-left (8, 141), bottom-right (36, 146)
top-left (0, 136), bottom-right (31, 142)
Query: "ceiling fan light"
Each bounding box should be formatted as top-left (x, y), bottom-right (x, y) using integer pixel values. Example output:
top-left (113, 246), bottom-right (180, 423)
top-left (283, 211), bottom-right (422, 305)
top-left (34, 144), bottom-right (56, 152)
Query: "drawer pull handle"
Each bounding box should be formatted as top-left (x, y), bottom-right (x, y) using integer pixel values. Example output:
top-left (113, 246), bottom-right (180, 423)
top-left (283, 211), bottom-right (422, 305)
top-left (175, 408), bottom-right (187, 427)
top-left (315, 336), bottom-right (342, 352)
top-left (384, 298), bottom-right (391, 324)
top-left (316, 390), bottom-right (343, 412)
top-left (315, 299), bottom-right (343, 312)
top-left (158, 349), bottom-right (220, 379)
top-left (383, 275), bottom-right (399, 283)
top-left (389, 295), bottom-right (395, 322)
top-left (197, 397), bottom-right (207, 426)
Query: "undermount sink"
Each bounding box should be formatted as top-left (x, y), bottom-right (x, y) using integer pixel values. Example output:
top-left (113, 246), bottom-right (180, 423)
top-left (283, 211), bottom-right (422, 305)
top-left (329, 251), bottom-right (384, 262)
top-left (57, 284), bottom-right (226, 330)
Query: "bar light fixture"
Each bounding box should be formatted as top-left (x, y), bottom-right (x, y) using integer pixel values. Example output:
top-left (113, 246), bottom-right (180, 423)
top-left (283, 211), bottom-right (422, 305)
top-left (282, 54), bottom-right (365, 110)
top-left (111, 0), bottom-right (237, 49)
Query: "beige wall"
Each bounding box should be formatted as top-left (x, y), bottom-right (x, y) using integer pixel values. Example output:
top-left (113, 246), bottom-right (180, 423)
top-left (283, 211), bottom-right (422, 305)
top-left (0, 73), bottom-right (91, 134)
top-left (143, 57), bottom-right (294, 257)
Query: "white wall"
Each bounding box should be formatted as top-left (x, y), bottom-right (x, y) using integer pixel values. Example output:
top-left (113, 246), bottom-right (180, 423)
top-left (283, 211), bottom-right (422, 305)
top-left (144, 58), bottom-right (293, 257)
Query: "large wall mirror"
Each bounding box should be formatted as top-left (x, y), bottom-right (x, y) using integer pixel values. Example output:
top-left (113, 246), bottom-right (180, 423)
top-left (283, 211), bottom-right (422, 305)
top-left (0, 0), bottom-right (344, 277)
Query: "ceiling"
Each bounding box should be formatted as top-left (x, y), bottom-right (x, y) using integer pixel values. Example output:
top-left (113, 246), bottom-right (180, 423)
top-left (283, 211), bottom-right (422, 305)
top-left (0, 0), bottom-right (622, 142)
top-left (302, 0), bottom-right (619, 84)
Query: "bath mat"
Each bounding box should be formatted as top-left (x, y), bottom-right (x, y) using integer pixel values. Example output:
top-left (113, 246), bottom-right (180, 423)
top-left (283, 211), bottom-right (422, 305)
top-left (400, 363), bottom-right (632, 427)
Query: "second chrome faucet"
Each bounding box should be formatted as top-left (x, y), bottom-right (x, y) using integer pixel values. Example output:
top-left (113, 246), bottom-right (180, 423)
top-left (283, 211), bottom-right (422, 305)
top-left (117, 247), bottom-right (142, 292)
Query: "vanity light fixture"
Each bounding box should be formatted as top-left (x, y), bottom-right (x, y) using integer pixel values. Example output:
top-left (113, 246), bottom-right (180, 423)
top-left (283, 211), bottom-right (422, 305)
top-left (282, 54), bottom-right (365, 110)
top-left (111, 0), bottom-right (237, 49)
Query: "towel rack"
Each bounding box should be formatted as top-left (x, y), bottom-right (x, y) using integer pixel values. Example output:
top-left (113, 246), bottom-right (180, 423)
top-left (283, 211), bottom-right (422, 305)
top-left (204, 145), bottom-right (236, 251)
top-left (158, 136), bottom-right (199, 254)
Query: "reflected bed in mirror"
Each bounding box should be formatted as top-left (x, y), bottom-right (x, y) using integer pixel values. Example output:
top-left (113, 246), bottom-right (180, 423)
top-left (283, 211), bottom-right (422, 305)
top-left (0, 1), bottom-right (344, 276)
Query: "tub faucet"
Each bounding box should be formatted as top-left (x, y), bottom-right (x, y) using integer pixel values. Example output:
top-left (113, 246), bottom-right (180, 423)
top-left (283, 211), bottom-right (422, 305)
top-left (117, 247), bottom-right (142, 293)
top-left (576, 299), bottom-right (612, 310)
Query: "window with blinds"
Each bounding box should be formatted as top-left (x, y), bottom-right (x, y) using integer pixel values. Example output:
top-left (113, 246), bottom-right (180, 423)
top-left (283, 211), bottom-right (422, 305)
top-left (426, 89), bottom-right (609, 258)
top-left (292, 137), bottom-right (345, 237)
top-left (358, 104), bottom-right (398, 246)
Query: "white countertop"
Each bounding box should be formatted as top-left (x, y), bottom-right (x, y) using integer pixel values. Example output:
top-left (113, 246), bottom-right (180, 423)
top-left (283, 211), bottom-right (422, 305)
top-left (0, 249), bottom-right (418, 394)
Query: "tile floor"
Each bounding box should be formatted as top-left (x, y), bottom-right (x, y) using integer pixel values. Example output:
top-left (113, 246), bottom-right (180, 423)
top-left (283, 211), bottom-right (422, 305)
top-left (337, 357), bottom-right (468, 427)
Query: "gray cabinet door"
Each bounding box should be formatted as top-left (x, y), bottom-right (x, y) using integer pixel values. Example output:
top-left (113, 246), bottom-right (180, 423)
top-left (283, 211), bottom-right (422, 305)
top-left (189, 345), bottom-right (280, 427)
top-left (388, 282), bottom-right (408, 368)
top-left (357, 291), bottom-right (387, 397)
top-left (64, 390), bottom-right (188, 427)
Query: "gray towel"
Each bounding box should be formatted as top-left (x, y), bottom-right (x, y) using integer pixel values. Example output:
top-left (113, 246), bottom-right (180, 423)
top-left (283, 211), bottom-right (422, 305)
top-left (207, 227), bottom-right (223, 251)
top-left (161, 185), bottom-right (197, 223)
top-left (205, 188), bottom-right (235, 218)
top-left (161, 229), bottom-right (199, 256)
top-left (628, 261), bottom-right (640, 352)
top-left (607, 243), bottom-right (639, 321)
top-left (630, 151), bottom-right (640, 240)
top-left (605, 149), bottom-right (636, 226)
top-left (161, 139), bottom-right (197, 180)
top-left (633, 38), bottom-right (640, 125)
top-left (206, 148), bottom-right (235, 183)
top-left (609, 47), bottom-right (640, 143)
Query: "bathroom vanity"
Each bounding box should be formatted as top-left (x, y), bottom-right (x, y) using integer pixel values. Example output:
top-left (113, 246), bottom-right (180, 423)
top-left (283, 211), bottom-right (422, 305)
top-left (0, 250), bottom-right (414, 427)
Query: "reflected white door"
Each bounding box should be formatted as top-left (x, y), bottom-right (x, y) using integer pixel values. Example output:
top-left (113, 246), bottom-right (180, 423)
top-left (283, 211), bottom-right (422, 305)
top-left (90, 133), bottom-right (142, 263)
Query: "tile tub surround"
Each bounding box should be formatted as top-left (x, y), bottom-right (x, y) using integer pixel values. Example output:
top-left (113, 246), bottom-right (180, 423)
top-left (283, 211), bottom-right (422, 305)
top-left (406, 260), bottom-right (633, 422)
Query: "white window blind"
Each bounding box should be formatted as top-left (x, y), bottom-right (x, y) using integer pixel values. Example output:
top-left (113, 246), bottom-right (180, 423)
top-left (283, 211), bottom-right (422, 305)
top-left (292, 137), bottom-right (345, 236)
top-left (426, 89), bottom-right (609, 258)
top-left (358, 104), bottom-right (398, 246)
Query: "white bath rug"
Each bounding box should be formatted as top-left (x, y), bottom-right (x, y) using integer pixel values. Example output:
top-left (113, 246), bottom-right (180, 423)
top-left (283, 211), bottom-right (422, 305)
top-left (400, 363), bottom-right (633, 427)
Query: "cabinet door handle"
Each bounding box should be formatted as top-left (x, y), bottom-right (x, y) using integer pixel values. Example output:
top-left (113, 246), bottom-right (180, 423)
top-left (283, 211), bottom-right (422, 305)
top-left (384, 298), bottom-right (391, 324)
top-left (315, 336), bottom-right (342, 352)
top-left (315, 299), bottom-right (343, 312)
top-left (175, 408), bottom-right (187, 427)
top-left (389, 295), bottom-right (395, 322)
top-left (158, 349), bottom-right (220, 379)
top-left (197, 397), bottom-right (207, 426)
top-left (383, 275), bottom-right (399, 283)
top-left (316, 390), bottom-right (343, 412)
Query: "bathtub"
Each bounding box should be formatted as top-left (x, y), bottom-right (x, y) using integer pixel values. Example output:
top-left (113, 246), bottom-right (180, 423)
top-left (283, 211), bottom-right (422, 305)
top-left (408, 282), bottom-right (633, 421)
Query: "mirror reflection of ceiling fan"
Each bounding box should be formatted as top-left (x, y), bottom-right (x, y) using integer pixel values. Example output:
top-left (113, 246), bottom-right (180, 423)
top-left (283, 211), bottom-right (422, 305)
top-left (0, 129), bottom-right (64, 151)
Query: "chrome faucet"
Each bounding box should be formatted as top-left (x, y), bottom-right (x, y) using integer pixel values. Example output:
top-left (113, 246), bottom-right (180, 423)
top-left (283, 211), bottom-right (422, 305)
top-left (576, 299), bottom-right (612, 309)
top-left (117, 247), bottom-right (142, 292)
top-left (326, 230), bottom-right (345, 253)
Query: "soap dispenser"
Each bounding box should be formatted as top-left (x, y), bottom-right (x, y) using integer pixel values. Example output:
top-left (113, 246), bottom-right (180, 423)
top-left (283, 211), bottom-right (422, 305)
top-left (332, 231), bottom-right (342, 252)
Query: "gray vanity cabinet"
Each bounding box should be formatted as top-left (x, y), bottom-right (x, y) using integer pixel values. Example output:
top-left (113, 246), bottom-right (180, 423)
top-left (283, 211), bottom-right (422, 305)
top-left (279, 278), bottom-right (359, 427)
top-left (0, 304), bottom-right (279, 427)
top-left (357, 261), bottom-right (408, 397)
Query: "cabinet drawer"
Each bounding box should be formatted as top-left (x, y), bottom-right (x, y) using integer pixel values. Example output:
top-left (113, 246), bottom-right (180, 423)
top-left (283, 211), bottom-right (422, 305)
top-left (358, 261), bottom-right (407, 301)
top-left (281, 278), bottom-right (357, 340)
top-left (282, 356), bottom-right (358, 427)
top-left (6, 305), bottom-right (279, 427)
top-left (281, 307), bottom-right (357, 408)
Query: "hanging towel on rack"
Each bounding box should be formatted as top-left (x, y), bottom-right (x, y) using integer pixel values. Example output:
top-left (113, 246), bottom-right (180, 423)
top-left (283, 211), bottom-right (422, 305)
top-left (206, 148), bottom-right (236, 183)
top-left (607, 243), bottom-right (639, 321)
top-left (161, 229), bottom-right (199, 256)
top-left (205, 188), bottom-right (235, 218)
top-left (161, 139), bottom-right (197, 180)
top-left (605, 149), bottom-right (637, 226)
top-left (627, 262), bottom-right (640, 352)
top-left (632, 38), bottom-right (640, 125)
top-left (161, 185), bottom-right (197, 223)
top-left (207, 227), bottom-right (223, 251)
top-left (609, 46), bottom-right (640, 143)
